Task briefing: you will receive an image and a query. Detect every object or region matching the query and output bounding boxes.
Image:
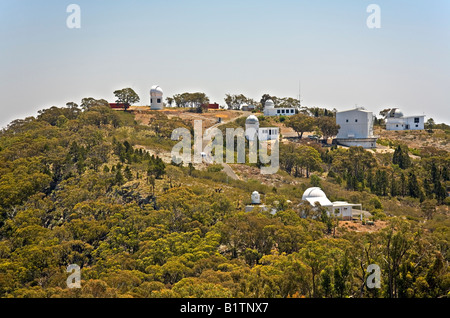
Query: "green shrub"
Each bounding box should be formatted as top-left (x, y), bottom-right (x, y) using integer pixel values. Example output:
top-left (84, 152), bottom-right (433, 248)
top-left (207, 164), bottom-right (224, 173)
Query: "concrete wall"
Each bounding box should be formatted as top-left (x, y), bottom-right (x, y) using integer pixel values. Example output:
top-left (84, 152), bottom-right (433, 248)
top-left (335, 137), bottom-right (378, 149)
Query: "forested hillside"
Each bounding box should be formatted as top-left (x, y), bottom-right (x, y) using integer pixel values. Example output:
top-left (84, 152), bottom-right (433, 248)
top-left (0, 104), bottom-right (449, 298)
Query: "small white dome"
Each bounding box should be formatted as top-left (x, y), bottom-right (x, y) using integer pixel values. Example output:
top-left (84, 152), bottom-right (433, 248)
top-left (264, 99), bottom-right (275, 109)
top-left (150, 85), bottom-right (163, 96)
top-left (388, 108), bottom-right (403, 118)
top-left (302, 187), bottom-right (327, 200)
top-left (393, 109), bottom-right (404, 118)
top-left (246, 115), bottom-right (259, 124)
top-left (251, 191), bottom-right (261, 204)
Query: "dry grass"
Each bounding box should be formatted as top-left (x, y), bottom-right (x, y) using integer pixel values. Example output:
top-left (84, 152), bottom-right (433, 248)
top-left (375, 128), bottom-right (449, 152)
top-left (339, 220), bottom-right (388, 233)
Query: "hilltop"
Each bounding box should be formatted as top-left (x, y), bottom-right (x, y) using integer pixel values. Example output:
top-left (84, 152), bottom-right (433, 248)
top-left (0, 104), bottom-right (448, 298)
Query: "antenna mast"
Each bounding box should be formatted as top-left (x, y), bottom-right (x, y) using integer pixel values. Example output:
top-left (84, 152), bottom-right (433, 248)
top-left (298, 80), bottom-right (302, 109)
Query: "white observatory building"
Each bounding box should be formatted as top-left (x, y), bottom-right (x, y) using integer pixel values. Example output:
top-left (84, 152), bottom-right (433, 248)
top-left (245, 191), bottom-right (265, 212)
top-left (263, 99), bottom-right (296, 117)
top-left (150, 85), bottom-right (164, 110)
top-left (245, 115), bottom-right (279, 142)
top-left (385, 108), bottom-right (425, 131)
top-left (302, 187), bottom-right (362, 220)
top-left (245, 115), bottom-right (260, 141)
top-left (335, 107), bottom-right (378, 149)
top-left (245, 191), bottom-right (277, 214)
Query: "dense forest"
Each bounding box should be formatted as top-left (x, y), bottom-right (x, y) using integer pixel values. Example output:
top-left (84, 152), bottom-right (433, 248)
top-left (0, 103), bottom-right (449, 298)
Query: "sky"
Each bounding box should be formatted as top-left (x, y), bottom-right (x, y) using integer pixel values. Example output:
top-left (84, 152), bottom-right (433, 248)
top-left (0, 0), bottom-right (449, 128)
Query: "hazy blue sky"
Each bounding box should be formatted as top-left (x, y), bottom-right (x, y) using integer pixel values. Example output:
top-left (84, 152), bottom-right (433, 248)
top-left (1, 0), bottom-right (449, 128)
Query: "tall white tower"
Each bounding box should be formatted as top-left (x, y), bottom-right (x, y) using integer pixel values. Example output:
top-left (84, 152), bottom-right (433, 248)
top-left (263, 99), bottom-right (275, 116)
top-left (150, 85), bottom-right (164, 110)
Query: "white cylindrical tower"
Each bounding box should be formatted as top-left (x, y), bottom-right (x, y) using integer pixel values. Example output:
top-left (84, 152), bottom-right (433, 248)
top-left (150, 85), bottom-right (164, 110)
top-left (245, 115), bottom-right (260, 141)
top-left (264, 99), bottom-right (275, 110)
top-left (251, 191), bottom-right (261, 204)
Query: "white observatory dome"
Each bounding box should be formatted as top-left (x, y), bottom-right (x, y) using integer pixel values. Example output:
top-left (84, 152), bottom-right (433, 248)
top-left (302, 187), bottom-right (333, 207)
top-left (388, 108), bottom-right (404, 118)
top-left (393, 108), bottom-right (404, 118)
top-left (246, 115), bottom-right (259, 125)
top-left (150, 85), bottom-right (163, 97)
top-left (150, 85), bottom-right (164, 110)
top-left (251, 191), bottom-right (261, 204)
top-left (264, 99), bottom-right (275, 109)
top-left (245, 115), bottom-right (260, 141)
top-left (302, 187), bottom-right (327, 200)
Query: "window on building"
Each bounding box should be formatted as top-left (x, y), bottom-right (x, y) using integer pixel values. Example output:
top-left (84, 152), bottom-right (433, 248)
top-left (396, 124), bottom-right (399, 127)
top-left (277, 110), bottom-right (280, 114)
top-left (346, 119), bottom-right (349, 123)
top-left (151, 98), bottom-right (153, 103)
top-left (291, 109), bottom-right (294, 113)
top-left (157, 99), bottom-right (161, 103)
top-left (355, 119), bottom-right (358, 122)
top-left (282, 109), bottom-right (285, 113)
top-left (415, 124), bottom-right (418, 127)
top-left (414, 117), bottom-right (420, 123)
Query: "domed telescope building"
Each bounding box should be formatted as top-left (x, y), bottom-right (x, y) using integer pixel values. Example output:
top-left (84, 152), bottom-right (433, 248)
top-left (245, 115), bottom-right (260, 141)
top-left (150, 85), bottom-right (164, 110)
top-left (263, 99), bottom-right (296, 117)
top-left (385, 108), bottom-right (425, 131)
top-left (302, 187), bottom-right (363, 221)
top-left (245, 115), bottom-right (279, 141)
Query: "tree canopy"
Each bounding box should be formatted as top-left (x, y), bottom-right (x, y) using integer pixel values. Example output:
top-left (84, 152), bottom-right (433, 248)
top-left (0, 102), bottom-right (448, 299)
top-left (113, 88), bottom-right (140, 109)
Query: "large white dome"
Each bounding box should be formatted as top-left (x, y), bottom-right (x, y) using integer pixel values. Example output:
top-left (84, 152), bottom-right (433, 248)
top-left (150, 85), bottom-right (163, 97)
top-left (302, 187), bottom-right (333, 207)
top-left (302, 187), bottom-right (327, 200)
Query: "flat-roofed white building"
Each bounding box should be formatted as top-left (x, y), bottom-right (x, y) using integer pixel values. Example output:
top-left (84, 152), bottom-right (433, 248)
top-left (335, 107), bottom-right (378, 149)
top-left (258, 127), bottom-right (279, 141)
top-left (263, 99), bottom-right (296, 117)
top-left (385, 108), bottom-right (425, 131)
top-left (245, 115), bottom-right (279, 141)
